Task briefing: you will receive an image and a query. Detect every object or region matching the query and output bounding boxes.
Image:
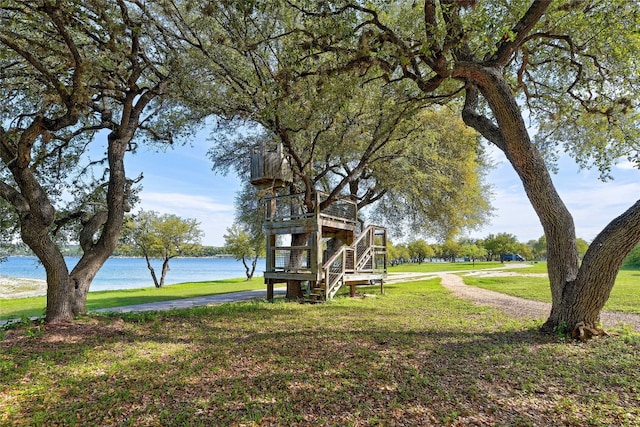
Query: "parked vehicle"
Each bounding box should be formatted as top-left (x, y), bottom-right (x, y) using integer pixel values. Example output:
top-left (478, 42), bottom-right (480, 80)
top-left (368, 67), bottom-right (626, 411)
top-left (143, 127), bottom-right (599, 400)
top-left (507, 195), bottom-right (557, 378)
top-left (501, 253), bottom-right (525, 262)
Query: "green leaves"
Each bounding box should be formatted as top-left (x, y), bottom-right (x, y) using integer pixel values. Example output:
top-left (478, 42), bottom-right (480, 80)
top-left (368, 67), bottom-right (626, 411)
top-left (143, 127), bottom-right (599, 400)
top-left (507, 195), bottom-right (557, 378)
top-left (123, 210), bottom-right (203, 259)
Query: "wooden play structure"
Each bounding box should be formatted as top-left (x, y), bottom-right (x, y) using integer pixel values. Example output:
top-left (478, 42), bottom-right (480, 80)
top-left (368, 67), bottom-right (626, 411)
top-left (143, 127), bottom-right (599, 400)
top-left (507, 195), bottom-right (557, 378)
top-left (250, 143), bottom-right (388, 301)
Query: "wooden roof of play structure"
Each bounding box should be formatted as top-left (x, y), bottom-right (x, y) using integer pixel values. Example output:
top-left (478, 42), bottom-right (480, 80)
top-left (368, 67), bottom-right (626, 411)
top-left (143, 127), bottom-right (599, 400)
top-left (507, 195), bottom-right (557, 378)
top-left (250, 143), bottom-right (292, 188)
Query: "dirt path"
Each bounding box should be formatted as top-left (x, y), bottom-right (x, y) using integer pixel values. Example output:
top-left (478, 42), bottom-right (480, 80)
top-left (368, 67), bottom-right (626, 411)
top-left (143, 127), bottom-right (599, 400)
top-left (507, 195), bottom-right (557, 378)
top-left (438, 272), bottom-right (640, 332)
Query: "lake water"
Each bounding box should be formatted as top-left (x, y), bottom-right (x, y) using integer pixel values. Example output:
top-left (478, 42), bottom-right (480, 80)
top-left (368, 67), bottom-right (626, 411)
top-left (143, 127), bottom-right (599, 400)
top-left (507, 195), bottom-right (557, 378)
top-left (0, 256), bottom-right (265, 293)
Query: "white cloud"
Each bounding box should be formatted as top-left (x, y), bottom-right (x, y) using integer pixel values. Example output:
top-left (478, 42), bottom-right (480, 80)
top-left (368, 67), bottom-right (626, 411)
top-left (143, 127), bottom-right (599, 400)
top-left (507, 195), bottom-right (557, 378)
top-left (469, 148), bottom-right (640, 244)
top-left (615, 160), bottom-right (638, 171)
top-left (468, 183), bottom-right (543, 243)
top-left (559, 181), bottom-right (640, 242)
top-left (137, 192), bottom-right (235, 246)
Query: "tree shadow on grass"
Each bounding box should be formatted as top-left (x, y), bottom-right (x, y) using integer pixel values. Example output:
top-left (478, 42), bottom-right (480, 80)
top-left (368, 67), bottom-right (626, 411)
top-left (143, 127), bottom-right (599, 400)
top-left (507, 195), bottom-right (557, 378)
top-left (4, 297), bottom-right (638, 426)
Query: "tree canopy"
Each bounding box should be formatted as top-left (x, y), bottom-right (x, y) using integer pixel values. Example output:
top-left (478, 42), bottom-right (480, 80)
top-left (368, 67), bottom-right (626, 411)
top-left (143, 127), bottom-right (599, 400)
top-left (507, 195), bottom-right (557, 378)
top-left (0, 0), bottom-right (201, 321)
top-left (280, 0), bottom-right (640, 334)
top-left (123, 211), bottom-right (203, 288)
top-left (194, 1), bottom-right (492, 240)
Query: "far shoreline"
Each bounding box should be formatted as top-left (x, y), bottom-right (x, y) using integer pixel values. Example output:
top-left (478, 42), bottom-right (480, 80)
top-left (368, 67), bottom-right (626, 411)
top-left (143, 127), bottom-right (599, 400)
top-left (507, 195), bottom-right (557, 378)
top-left (1, 256), bottom-right (265, 299)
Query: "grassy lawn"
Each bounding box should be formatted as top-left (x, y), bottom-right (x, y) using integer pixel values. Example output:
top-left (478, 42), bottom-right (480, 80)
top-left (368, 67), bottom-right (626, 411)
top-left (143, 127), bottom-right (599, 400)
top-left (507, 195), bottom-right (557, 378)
top-left (1, 262), bottom-right (509, 321)
top-left (1, 279), bottom-right (639, 426)
top-left (464, 266), bottom-right (640, 314)
top-left (0, 277), bottom-right (265, 321)
top-left (388, 261), bottom-right (505, 273)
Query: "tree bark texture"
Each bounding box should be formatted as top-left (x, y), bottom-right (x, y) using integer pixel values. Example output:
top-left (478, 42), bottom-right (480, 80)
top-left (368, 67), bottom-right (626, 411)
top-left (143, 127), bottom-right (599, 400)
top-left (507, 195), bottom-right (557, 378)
top-left (21, 221), bottom-right (74, 322)
top-left (4, 140), bottom-right (76, 322)
top-left (542, 200), bottom-right (640, 332)
top-left (69, 133), bottom-right (129, 313)
top-left (458, 64), bottom-right (640, 333)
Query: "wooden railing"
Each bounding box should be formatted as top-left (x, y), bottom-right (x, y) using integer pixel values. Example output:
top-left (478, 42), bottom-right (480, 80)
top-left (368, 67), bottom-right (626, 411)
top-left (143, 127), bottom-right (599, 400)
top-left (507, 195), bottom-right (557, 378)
top-left (322, 225), bottom-right (387, 299)
top-left (264, 192), bottom-right (357, 226)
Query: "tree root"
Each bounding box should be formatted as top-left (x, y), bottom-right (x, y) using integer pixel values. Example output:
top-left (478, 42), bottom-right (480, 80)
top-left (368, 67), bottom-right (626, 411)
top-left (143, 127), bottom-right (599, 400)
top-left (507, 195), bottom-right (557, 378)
top-left (571, 322), bottom-right (608, 341)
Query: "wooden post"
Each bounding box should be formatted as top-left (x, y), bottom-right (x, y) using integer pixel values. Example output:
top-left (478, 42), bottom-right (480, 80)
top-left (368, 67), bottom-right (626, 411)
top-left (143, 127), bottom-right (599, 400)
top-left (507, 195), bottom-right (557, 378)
top-left (267, 281), bottom-right (274, 301)
top-left (380, 279), bottom-right (384, 295)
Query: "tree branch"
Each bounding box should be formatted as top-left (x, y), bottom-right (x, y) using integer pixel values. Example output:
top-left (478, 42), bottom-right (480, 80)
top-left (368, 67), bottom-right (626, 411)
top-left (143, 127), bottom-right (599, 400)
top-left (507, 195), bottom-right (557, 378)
top-left (487, 0), bottom-right (551, 66)
top-left (461, 83), bottom-right (506, 151)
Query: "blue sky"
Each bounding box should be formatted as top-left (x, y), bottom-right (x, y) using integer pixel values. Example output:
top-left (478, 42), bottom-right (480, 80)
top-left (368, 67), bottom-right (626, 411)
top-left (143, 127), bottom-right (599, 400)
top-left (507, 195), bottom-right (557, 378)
top-left (123, 128), bottom-right (640, 247)
top-left (468, 146), bottom-right (640, 244)
top-left (123, 129), bottom-right (240, 247)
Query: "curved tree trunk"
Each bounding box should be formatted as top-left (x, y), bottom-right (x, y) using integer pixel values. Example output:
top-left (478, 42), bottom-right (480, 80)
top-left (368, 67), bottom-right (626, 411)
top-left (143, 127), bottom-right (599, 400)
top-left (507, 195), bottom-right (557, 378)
top-left (7, 150), bottom-right (76, 322)
top-left (241, 255), bottom-right (258, 280)
top-left (542, 200), bottom-right (640, 333)
top-left (458, 65), bottom-right (630, 334)
top-left (143, 252), bottom-right (161, 288)
top-left (21, 224), bottom-right (74, 322)
top-left (159, 257), bottom-right (171, 288)
top-left (69, 133), bottom-right (130, 314)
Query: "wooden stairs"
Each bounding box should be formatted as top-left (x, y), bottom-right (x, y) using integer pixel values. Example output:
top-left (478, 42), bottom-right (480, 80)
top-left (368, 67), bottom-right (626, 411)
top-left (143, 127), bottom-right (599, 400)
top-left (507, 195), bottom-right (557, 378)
top-left (307, 225), bottom-right (387, 301)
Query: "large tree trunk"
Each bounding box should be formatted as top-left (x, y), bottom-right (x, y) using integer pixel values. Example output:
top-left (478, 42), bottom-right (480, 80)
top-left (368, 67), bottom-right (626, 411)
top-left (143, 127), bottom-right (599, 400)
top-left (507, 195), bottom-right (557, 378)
top-left (542, 201), bottom-right (640, 333)
top-left (21, 224), bottom-right (74, 322)
top-left (68, 133), bottom-right (129, 314)
top-left (7, 151), bottom-right (76, 322)
top-left (459, 65), bottom-right (640, 334)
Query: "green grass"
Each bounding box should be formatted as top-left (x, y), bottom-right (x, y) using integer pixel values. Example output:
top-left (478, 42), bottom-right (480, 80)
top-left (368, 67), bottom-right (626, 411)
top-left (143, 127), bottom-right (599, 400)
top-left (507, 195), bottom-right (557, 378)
top-left (463, 265), bottom-right (640, 314)
top-left (2, 279), bottom-right (639, 426)
top-left (1, 262), bottom-right (509, 321)
top-left (389, 261), bottom-right (505, 273)
top-left (0, 277), bottom-right (265, 321)
top-left (501, 261), bottom-right (549, 274)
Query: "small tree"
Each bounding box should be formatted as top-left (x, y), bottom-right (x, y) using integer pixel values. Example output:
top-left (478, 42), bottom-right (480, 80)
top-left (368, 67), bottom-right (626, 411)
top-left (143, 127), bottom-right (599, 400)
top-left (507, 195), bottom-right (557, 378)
top-left (407, 240), bottom-right (434, 264)
top-left (441, 240), bottom-right (462, 263)
top-left (388, 242), bottom-right (411, 265)
top-left (529, 236), bottom-right (547, 261)
top-left (460, 244), bottom-right (488, 266)
top-left (483, 233), bottom-right (520, 262)
top-left (124, 211), bottom-right (202, 288)
top-left (224, 225), bottom-right (265, 280)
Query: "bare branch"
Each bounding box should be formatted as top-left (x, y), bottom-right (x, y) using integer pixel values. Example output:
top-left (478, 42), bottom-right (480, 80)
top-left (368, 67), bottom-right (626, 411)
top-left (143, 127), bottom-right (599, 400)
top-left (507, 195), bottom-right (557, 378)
top-left (487, 0), bottom-right (551, 66)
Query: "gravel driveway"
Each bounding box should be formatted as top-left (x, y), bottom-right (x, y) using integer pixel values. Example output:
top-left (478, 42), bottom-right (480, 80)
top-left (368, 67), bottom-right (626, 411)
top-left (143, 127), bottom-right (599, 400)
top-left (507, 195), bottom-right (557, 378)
top-left (438, 272), bottom-right (640, 332)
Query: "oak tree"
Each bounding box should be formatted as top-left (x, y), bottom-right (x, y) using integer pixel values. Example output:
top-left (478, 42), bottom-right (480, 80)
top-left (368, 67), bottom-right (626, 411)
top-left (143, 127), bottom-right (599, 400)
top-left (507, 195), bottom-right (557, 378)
top-left (0, 1), bottom-right (196, 321)
top-left (189, 2), bottom-right (491, 296)
top-left (123, 211), bottom-right (203, 288)
top-left (291, 0), bottom-right (640, 334)
top-left (224, 224), bottom-right (265, 281)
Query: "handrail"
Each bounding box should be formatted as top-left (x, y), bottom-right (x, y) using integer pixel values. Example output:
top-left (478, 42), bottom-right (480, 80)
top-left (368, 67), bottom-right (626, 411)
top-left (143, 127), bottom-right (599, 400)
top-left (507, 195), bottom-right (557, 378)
top-left (322, 225), bottom-right (387, 299)
top-left (322, 245), bottom-right (347, 299)
top-left (263, 192), bottom-right (357, 225)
